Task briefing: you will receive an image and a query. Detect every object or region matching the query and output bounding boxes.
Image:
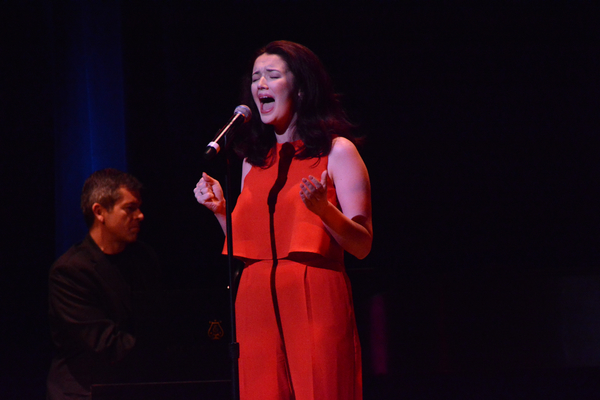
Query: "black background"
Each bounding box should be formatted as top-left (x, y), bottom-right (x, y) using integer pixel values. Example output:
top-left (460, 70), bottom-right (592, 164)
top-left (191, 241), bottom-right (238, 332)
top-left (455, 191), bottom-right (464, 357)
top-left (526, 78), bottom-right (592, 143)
top-left (2, 1), bottom-right (600, 398)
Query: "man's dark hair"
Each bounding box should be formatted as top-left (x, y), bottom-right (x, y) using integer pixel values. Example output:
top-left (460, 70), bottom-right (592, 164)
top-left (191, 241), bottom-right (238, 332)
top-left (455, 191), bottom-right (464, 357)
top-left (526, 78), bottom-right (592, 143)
top-left (81, 168), bottom-right (143, 227)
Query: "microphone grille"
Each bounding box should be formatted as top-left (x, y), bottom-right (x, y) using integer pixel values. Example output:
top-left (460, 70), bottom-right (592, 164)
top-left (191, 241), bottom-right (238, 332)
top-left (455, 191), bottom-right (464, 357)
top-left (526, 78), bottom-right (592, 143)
top-left (235, 105), bottom-right (252, 122)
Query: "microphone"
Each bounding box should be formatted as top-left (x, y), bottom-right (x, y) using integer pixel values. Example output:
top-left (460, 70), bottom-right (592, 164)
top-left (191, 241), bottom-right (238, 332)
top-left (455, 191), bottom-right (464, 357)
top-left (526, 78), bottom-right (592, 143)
top-left (204, 105), bottom-right (252, 160)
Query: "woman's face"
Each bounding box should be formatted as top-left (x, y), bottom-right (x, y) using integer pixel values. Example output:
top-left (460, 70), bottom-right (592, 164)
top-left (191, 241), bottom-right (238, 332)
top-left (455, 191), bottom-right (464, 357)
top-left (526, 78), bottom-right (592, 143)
top-left (251, 53), bottom-right (298, 135)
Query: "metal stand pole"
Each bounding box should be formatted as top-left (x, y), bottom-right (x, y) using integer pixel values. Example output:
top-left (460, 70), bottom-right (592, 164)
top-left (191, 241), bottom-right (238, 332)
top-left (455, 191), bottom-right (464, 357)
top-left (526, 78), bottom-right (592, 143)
top-left (224, 141), bottom-right (240, 400)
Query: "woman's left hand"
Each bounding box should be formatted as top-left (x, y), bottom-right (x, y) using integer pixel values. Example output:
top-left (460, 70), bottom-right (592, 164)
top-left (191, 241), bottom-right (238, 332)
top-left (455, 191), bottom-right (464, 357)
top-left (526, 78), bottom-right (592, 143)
top-left (300, 170), bottom-right (329, 216)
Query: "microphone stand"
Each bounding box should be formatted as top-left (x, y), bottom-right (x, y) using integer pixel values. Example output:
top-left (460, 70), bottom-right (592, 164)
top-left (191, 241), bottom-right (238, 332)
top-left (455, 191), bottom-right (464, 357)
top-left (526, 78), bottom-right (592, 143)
top-left (223, 135), bottom-right (240, 400)
top-left (204, 109), bottom-right (249, 400)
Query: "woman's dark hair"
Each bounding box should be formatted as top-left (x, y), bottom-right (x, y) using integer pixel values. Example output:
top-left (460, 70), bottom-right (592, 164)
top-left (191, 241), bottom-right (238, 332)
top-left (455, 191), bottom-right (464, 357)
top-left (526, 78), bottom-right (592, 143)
top-left (236, 40), bottom-right (356, 167)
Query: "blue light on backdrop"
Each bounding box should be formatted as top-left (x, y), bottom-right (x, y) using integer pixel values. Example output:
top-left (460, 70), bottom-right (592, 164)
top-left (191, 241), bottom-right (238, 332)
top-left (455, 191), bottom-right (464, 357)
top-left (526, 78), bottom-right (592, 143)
top-left (53, 0), bottom-right (126, 255)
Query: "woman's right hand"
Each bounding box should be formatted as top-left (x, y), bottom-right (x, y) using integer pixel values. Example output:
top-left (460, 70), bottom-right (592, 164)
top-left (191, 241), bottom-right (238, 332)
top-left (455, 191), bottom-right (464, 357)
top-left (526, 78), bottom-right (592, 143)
top-left (194, 172), bottom-right (225, 216)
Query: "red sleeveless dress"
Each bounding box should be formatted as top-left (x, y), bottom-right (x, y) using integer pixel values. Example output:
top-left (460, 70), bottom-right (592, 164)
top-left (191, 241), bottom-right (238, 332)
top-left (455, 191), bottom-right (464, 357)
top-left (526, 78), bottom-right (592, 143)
top-left (225, 141), bottom-right (362, 400)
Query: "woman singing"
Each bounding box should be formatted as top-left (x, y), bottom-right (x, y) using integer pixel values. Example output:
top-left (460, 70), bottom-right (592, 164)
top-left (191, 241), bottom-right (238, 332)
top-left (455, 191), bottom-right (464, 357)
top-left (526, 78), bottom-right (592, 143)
top-left (194, 40), bottom-right (372, 400)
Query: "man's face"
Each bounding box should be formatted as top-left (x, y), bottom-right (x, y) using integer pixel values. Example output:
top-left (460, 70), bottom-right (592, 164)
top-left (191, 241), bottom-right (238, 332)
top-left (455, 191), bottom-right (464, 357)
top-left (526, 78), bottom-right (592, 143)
top-left (101, 187), bottom-right (144, 246)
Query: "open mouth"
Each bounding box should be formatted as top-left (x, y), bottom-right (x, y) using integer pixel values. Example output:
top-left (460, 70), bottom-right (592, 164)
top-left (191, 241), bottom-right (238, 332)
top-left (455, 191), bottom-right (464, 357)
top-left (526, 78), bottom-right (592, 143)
top-left (259, 96), bottom-right (275, 113)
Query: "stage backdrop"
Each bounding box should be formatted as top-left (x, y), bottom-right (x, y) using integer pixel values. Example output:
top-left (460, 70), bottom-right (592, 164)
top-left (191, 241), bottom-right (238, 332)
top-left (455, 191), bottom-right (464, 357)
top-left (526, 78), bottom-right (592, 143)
top-left (2, 1), bottom-right (600, 399)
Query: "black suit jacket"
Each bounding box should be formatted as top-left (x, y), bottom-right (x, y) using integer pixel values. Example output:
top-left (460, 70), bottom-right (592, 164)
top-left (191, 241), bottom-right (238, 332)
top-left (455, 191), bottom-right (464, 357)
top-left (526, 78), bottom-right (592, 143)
top-left (47, 235), bottom-right (162, 400)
